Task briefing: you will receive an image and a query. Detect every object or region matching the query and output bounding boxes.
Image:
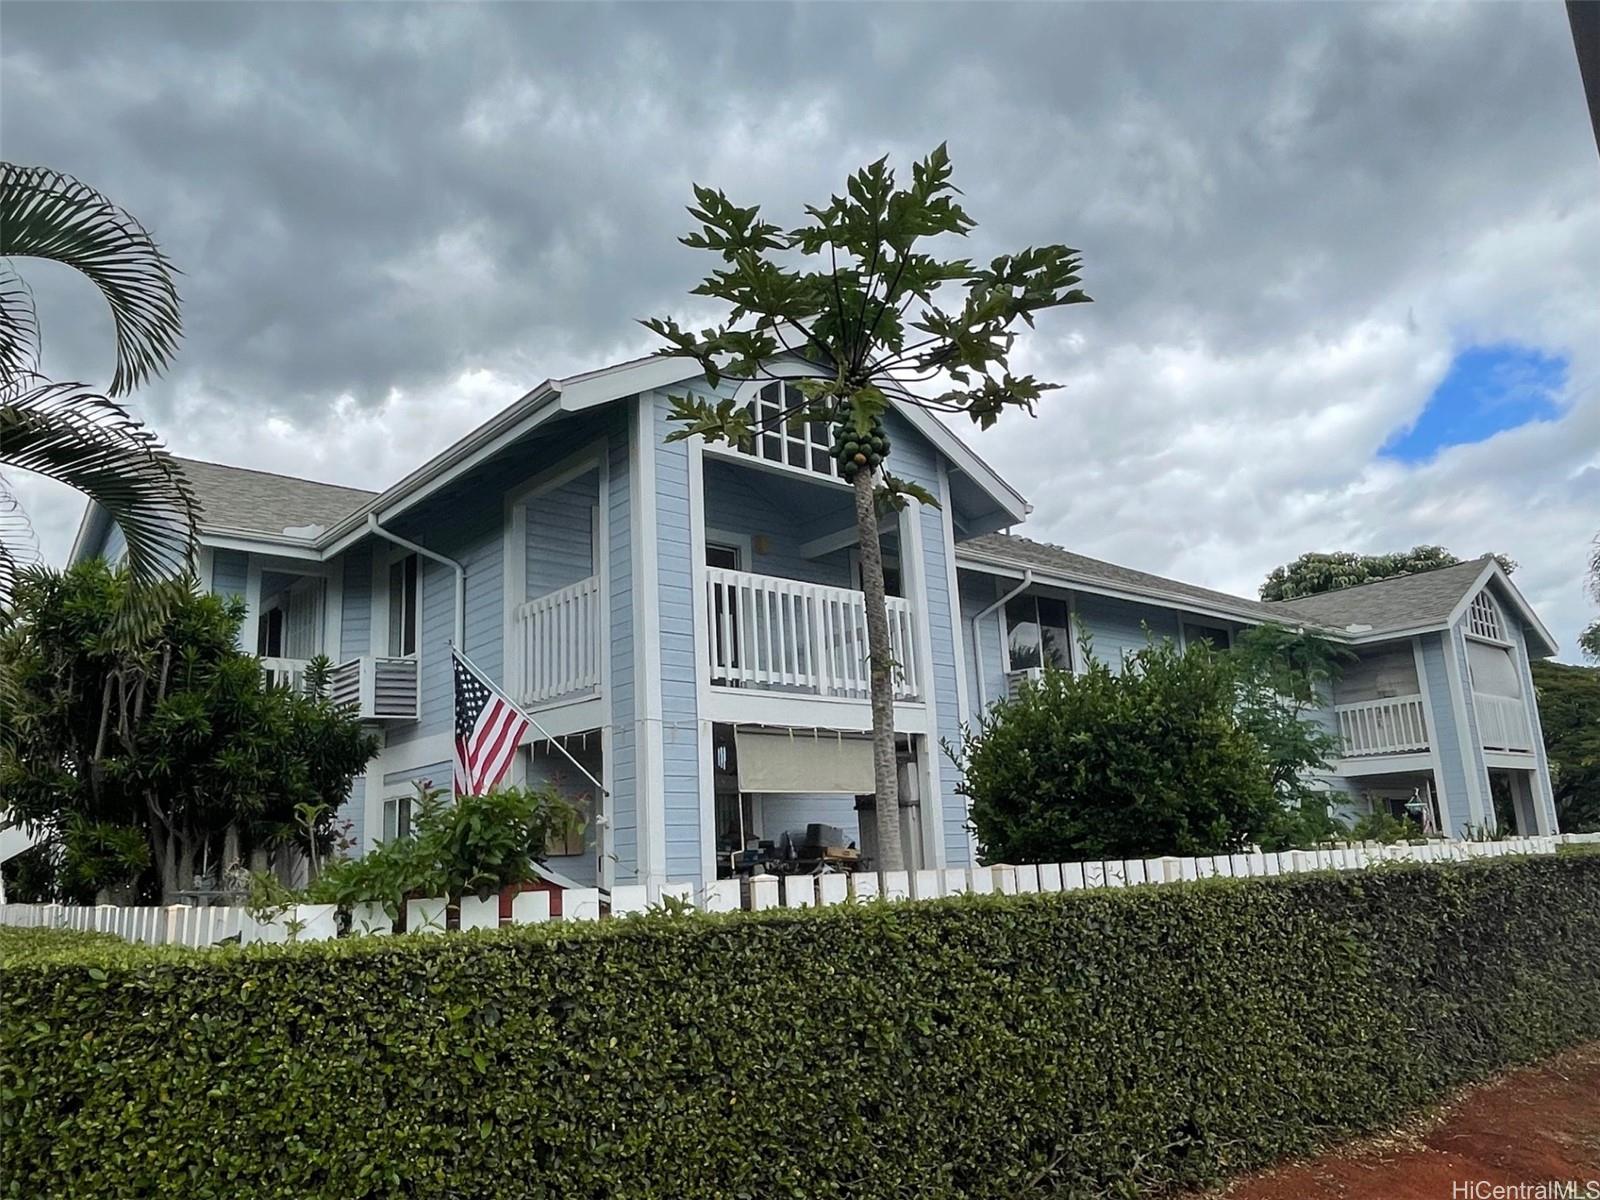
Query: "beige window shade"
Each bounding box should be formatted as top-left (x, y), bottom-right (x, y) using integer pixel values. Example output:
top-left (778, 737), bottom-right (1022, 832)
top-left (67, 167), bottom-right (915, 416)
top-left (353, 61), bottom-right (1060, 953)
top-left (1467, 640), bottom-right (1521, 698)
top-left (735, 729), bottom-right (874, 795)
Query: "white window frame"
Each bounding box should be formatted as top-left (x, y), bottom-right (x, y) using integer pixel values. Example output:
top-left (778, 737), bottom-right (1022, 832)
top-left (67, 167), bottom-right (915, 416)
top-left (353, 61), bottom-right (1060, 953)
top-left (1466, 590), bottom-right (1510, 646)
top-left (382, 547), bottom-right (421, 659)
top-left (381, 793), bottom-right (413, 843)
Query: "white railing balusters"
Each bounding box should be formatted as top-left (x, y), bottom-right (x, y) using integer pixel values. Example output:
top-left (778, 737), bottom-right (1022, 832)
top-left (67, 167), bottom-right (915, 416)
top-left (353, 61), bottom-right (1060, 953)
top-left (1473, 692), bottom-right (1534, 753)
top-left (703, 566), bottom-right (922, 702)
top-left (1334, 694), bottom-right (1430, 757)
top-left (512, 574), bottom-right (602, 706)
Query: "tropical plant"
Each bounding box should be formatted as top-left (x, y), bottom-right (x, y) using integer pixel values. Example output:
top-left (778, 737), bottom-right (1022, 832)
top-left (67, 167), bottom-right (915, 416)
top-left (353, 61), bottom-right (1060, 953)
top-left (1259, 546), bottom-right (1514, 601)
top-left (0, 560), bottom-right (378, 902)
top-left (1529, 658), bottom-right (1600, 832)
top-left (644, 145), bottom-right (1090, 869)
top-left (308, 782), bottom-right (581, 913)
top-left (953, 637), bottom-right (1279, 862)
top-left (0, 163), bottom-right (196, 606)
top-left (1229, 624), bottom-right (1353, 848)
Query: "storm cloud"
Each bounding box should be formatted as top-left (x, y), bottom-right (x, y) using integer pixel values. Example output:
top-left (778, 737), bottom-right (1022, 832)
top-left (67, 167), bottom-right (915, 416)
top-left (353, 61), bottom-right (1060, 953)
top-left (4, 2), bottom-right (1598, 652)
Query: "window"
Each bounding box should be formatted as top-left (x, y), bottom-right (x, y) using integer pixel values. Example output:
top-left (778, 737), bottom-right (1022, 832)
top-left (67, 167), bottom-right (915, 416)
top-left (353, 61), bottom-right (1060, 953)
top-left (528, 741), bottom-right (600, 858)
top-left (854, 553), bottom-right (903, 599)
top-left (736, 381), bottom-right (839, 480)
top-left (381, 794), bottom-right (413, 843)
top-left (387, 553), bottom-right (418, 657)
top-left (1467, 640), bottom-right (1521, 698)
top-left (1005, 595), bottom-right (1072, 671)
top-left (256, 607), bottom-right (285, 658)
top-left (1468, 592), bottom-right (1506, 642)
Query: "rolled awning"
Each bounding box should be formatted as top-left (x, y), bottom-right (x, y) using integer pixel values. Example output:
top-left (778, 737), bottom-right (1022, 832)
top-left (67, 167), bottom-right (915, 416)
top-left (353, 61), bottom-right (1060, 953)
top-left (734, 728), bottom-right (874, 795)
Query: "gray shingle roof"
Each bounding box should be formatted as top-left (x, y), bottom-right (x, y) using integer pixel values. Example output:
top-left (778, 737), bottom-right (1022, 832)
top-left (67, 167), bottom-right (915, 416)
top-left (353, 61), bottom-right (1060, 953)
top-left (1263, 556), bottom-right (1493, 633)
top-left (175, 458), bottom-right (376, 539)
top-left (959, 533), bottom-right (1293, 624)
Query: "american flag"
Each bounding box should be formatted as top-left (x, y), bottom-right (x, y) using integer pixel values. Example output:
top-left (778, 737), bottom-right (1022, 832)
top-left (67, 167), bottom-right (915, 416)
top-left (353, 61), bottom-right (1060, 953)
top-left (452, 649), bottom-right (530, 797)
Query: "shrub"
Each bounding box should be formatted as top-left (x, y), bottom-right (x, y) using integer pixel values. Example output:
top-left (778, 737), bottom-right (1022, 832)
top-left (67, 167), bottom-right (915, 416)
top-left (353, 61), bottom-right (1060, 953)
top-left (5, 856), bottom-right (1599, 1199)
top-left (956, 638), bottom-right (1279, 862)
top-left (307, 783), bottom-right (580, 913)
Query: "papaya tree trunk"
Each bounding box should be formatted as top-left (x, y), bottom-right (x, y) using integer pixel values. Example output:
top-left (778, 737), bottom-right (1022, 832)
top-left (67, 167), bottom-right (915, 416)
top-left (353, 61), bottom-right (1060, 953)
top-left (853, 467), bottom-right (904, 871)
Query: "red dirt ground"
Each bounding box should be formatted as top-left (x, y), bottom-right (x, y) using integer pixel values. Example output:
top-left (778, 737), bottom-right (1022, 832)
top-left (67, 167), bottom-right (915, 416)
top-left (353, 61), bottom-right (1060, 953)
top-left (1198, 1044), bottom-right (1600, 1200)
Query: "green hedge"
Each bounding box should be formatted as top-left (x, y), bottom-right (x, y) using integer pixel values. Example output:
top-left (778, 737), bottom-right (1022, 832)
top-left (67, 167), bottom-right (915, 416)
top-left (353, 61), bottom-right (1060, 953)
top-left (5, 856), bottom-right (1600, 1199)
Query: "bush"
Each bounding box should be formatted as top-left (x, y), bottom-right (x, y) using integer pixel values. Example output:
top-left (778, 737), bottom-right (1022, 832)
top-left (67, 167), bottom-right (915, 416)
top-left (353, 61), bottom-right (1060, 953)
top-left (5, 856), bottom-right (1599, 1199)
top-left (307, 783), bottom-right (581, 913)
top-left (957, 639), bottom-right (1280, 861)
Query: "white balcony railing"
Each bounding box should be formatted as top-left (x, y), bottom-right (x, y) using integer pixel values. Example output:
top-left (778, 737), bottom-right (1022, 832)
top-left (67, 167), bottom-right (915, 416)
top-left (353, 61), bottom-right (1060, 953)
top-left (259, 657), bottom-right (312, 692)
top-left (705, 566), bottom-right (922, 702)
top-left (329, 656), bottom-right (420, 721)
top-left (1335, 694), bottom-right (1430, 757)
top-left (1474, 692), bottom-right (1534, 753)
top-left (511, 574), bottom-right (602, 707)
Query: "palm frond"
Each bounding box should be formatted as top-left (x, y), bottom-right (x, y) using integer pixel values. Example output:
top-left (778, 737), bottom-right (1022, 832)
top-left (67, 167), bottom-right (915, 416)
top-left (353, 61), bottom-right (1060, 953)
top-left (0, 164), bottom-right (181, 396)
top-left (0, 261), bottom-right (39, 381)
top-left (0, 471), bottom-right (44, 606)
top-left (0, 377), bottom-right (197, 592)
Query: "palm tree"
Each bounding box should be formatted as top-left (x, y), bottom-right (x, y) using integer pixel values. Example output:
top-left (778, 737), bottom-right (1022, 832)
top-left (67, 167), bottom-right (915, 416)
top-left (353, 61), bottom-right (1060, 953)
top-left (0, 164), bottom-right (196, 605)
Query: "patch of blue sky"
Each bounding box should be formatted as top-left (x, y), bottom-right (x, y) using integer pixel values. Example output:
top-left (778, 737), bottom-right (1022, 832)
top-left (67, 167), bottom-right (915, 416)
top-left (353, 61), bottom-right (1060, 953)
top-left (1380, 344), bottom-right (1567, 463)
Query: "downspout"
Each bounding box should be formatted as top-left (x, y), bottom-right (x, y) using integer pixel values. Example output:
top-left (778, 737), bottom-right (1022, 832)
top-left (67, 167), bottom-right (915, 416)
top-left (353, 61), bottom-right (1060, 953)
top-left (367, 513), bottom-right (465, 648)
top-left (972, 569), bottom-right (1033, 710)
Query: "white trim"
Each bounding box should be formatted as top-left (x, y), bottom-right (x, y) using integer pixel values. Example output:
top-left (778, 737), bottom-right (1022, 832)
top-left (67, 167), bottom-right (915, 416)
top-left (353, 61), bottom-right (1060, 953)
top-left (597, 444), bottom-right (616, 891)
top-left (702, 441), bottom-right (855, 494)
top-left (703, 528), bottom-right (753, 571)
top-left (197, 531), bottom-right (325, 561)
top-left (938, 461), bottom-right (972, 735)
top-left (1410, 636), bottom-right (1450, 826)
top-left (701, 689), bottom-right (930, 734)
top-left (1334, 751), bottom-right (1436, 778)
top-left (195, 546), bottom-right (215, 593)
top-left (1483, 750), bottom-right (1539, 770)
top-left (241, 558), bottom-right (262, 655)
top-left (1445, 561), bottom-right (1559, 659)
top-left (688, 436), bottom-right (717, 887)
top-left (1442, 625), bottom-right (1488, 832)
top-left (369, 545), bottom-right (389, 662)
top-left (799, 522), bottom-right (861, 560)
top-left (631, 394), bottom-right (668, 889)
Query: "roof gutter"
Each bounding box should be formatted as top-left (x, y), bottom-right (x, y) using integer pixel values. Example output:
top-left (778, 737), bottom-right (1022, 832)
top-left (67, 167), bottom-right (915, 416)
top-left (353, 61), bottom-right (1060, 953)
top-left (366, 513), bottom-right (465, 648)
top-left (972, 569), bottom-right (1033, 710)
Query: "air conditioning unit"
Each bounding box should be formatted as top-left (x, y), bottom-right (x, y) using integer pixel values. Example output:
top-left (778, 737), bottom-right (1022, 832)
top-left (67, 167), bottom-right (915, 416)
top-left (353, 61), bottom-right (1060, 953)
top-left (1006, 667), bottom-right (1045, 695)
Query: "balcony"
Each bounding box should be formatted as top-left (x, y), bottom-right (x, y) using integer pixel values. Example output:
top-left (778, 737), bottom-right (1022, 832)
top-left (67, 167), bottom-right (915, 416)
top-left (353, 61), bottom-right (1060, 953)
top-left (509, 574), bottom-right (602, 708)
top-left (1474, 692), bottom-right (1535, 753)
top-left (705, 567), bottom-right (922, 702)
top-left (1335, 694), bottom-right (1430, 758)
top-left (328, 656), bottom-right (420, 721)
top-left (259, 656), bottom-right (312, 693)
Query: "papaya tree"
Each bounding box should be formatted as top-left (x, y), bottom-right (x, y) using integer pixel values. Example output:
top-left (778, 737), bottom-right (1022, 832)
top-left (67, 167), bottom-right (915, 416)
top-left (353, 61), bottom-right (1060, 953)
top-left (643, 146), bottom-right (1089, 869)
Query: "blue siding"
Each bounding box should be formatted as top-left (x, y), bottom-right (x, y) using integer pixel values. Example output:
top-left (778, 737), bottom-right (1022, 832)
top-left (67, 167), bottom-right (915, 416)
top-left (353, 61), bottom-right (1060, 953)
top-left (651, 393), bottom-right (705, 883)
top-left (1420, 632), bottom-right (1471, 835)
top-left (607, 417), bottom-right (638, 882)
top-left (211, 549), bottom-right (248, 600)
top-left (958, 570), bottom-right (1009, 716)
top-left (102, 523), bottom-right (127, 564)
top-left (339, 543), bottom-right (372, 658)
top-left (1451, 623), bottom-right (1492, 832)
top-left (760, 794), bottom-right (861, 845)
top-left (334, 780), bottom-right (366, 856)
top-left (1076, 593), bottom-right (1181, 670)
top-left (1503, 605), bottom-right (1559, 831)
top-left (701, 460), bottom-right (853, 586)
top-left (526, 470), bottom-right (598, 599)
top-left (383, 761), bottom-right (450, 793)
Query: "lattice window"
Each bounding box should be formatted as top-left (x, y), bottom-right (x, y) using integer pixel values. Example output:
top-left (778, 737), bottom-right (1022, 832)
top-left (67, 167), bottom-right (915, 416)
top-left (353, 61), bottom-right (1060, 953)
top-left (1468, 591), bottom-right (1505, 642)
top-left (735, 381), bottom-right (839, 480)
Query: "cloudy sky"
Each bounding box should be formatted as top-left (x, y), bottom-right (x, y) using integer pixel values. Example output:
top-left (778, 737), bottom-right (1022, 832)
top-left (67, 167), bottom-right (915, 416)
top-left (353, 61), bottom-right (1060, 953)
top-left (4, 2), bottom-right (1598, 655)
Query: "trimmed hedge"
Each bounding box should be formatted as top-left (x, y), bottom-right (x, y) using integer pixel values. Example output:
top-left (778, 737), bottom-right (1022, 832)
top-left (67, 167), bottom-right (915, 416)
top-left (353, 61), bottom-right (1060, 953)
top-left (4, 857), bottom-right (1600, 1199)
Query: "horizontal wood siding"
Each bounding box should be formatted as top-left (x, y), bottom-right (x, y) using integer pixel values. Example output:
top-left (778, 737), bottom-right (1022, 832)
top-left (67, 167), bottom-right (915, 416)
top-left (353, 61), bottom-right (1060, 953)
top-left (651, 393), bottom-right (704, 883)
top-left (958, 569), bottom-right (1009, 715)
top-left (607, 417), bottom-right (638, 882)
top-left (383, 761), bottom-right (450, 793)
top-left (701, 460), bottom-right (852, 586)
top-left (1421, 632), bottom-right (1471, 835)
top-left (339, 543), bottom-right (372, 659)
top-left (1075, 593), bottom-right (1181, 671)
top-left (526, 470), bottom-right (597, 600)
top-left (210, 549), bottom-right (248, 600)
top-left (334, 779), bottom-right (365, 854)
top-left (101, 523), bottom-right (127, 564)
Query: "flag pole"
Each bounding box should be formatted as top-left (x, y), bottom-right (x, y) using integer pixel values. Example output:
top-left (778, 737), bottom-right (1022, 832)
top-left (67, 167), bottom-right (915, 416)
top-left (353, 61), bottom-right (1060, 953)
top-left (451, 642), bottom-right (609, 799)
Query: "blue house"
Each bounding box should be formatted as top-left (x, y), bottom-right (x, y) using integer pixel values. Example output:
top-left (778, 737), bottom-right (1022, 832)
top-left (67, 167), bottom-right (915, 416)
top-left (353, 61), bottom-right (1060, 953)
top-left (68, 353), bottom-right (1567, 890)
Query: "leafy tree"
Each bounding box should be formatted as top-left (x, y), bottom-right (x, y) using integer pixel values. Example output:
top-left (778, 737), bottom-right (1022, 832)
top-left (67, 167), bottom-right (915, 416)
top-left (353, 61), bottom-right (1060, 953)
top-left (0, 560), bottom-right (378, 902)
top-left (644, 146), bottom-right (1090, 869)
top-left (1581, 537), bottom-right (1600, 661)
top-left (1529, 659), bottom-right (1600, 833)
top-left (1229, 624), bottom-right (1353, 848)
top-left (1259, 546), bottom-right (1515, 602)
top-left (0, 164), bottom-right (197, 607)
top-left (953, 638), bottom-right (1278, 862)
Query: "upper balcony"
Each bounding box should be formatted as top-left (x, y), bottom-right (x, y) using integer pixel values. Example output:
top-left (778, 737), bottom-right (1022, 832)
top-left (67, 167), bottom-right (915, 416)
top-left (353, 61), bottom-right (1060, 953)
top-left (259, 655), bottom-right (419, 721)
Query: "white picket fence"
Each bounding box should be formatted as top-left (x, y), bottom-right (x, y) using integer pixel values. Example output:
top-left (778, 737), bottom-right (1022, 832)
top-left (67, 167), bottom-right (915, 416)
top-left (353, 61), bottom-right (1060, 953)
top-left (5, 832), bottom-right (1597, 947)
